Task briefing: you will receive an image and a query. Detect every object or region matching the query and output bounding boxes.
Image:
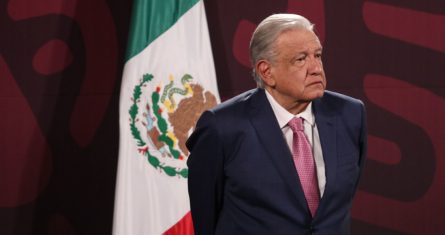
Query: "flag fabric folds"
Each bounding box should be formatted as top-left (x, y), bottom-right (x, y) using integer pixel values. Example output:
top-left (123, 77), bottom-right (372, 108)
top-left (113, 0), bottom-right (219, 234)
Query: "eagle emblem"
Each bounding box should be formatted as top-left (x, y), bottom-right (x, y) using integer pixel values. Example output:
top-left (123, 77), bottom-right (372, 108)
top-left (129, 74), bottom-right (217, 178)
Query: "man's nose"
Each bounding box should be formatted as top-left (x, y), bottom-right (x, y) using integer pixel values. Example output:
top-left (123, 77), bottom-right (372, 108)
top-left (308, 57), bottom-right (323, 75)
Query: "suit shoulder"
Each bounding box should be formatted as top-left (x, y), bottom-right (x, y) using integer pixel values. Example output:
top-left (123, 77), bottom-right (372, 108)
top-left (187, 89), bottom-right (258, 150)
top-left (209, 88), bottom-right (258, 115)
top-left (315, 90), bottom-right (366, 119)
top-left (322, 90), bottom-right (364, 108)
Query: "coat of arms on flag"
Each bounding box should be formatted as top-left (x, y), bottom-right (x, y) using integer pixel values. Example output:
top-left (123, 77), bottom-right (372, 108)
top-left (129, 73), bottom-right (217, 178)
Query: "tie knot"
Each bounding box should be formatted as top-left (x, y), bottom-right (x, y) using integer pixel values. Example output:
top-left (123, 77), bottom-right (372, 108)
top-left (288, 117), bottom-right (304, 132)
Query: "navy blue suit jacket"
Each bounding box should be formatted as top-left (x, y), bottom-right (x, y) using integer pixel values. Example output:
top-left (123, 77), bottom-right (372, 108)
top-left (187, 88), bottom-right (367, 235)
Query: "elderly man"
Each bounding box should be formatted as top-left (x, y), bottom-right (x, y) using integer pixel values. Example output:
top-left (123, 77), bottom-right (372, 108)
top-left (187, 13), bottom-right (367, 235)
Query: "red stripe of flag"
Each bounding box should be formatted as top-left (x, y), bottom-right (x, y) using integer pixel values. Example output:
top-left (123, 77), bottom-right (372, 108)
top-left (162, 212), bottom-right (194, 235)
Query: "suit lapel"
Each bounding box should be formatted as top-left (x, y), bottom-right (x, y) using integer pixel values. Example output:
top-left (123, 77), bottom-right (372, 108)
top-left (248, 89), bottom-right (308, 207)
top-left (313, 97), bottom-right (337, 213)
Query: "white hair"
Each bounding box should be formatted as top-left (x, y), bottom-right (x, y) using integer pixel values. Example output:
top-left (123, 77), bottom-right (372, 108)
top-left (249, 14), bottom-right (314, 88)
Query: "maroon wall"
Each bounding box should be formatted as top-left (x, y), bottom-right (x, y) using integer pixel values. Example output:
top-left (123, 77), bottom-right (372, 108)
top-left (1, 0), bottom-right (444, 234)
top-left (0, 0), bottom-right (132, 234)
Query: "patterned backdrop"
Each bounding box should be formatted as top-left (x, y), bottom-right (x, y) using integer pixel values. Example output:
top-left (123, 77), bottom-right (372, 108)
top-left (1, 0), bottom-right (444, 234)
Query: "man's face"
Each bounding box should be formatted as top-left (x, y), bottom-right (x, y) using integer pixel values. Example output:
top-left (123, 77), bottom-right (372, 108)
top-left (264, 28), bottom-right (326, 108)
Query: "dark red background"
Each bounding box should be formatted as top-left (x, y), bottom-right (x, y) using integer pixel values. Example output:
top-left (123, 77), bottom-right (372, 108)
top-left (1, 0), bottom-right (444, 234)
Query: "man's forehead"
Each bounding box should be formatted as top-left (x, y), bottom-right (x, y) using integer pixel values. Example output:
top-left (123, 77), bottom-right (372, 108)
top-left (276, 30), bottom-right (322, 51)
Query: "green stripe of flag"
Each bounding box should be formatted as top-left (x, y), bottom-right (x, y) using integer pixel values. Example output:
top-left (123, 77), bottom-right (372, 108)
top-left (125, 0), bottom-right (200, 61)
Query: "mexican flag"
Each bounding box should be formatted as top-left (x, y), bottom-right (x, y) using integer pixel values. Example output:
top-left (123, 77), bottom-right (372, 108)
top-left (113, 0), bottom-right (219, 234)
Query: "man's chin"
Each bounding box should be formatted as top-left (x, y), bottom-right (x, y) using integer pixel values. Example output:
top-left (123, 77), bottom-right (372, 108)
top-left (307, 89), bottom-right (325, 101)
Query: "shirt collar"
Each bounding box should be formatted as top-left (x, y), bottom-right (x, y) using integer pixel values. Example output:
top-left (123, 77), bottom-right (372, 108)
top-left (265, 89), bottom-right (315, 128)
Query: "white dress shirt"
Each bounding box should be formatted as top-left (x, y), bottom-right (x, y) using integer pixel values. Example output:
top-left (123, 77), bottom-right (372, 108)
top-left (265, 90), bottom-right (326, 197)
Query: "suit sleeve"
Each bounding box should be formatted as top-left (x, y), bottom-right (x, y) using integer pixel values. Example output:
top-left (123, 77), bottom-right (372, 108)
top-left (186, 110), bottom-right (224, 235)
top-left (359, 101), bottom-right (367, 171)
top-left (354, 101), bottom-right (368, 191)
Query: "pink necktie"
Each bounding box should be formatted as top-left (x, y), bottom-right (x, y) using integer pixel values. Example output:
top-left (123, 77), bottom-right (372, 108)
top-left (288, 117), bottom-right (320, 217)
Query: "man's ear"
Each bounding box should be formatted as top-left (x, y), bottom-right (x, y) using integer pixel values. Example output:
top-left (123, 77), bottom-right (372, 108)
top-left (256, 60), bottom-right (276, 87)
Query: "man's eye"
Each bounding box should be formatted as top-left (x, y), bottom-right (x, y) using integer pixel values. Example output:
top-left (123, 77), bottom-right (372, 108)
top-left (315, 53), bottom-right (322, 58)
top-left (297, 56), bottom-right (306, 61)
